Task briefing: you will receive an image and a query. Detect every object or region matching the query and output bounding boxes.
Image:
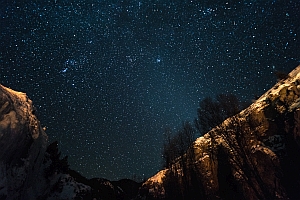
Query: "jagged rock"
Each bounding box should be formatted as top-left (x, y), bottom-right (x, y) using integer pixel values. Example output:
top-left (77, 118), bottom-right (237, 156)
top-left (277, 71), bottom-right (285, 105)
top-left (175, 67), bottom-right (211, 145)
top-left (0, 85), bottom-right (48, 199)
top-left (0, 86), bottom-right (97, 199)
top-left (45, 174), bottom-right (92, 200)
top-left (141, 66), bottom-right (300, 200)
top-left (0, 84), bottom-right (139, 199)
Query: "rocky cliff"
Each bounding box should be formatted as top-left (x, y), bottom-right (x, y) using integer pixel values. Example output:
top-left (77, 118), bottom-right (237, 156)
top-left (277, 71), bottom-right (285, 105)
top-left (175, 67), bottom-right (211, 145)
top-left (2, 66), bottom-right (300, 200)
top-left (141, 66), bottom-right (300, 200)
top-left (0, 85), bottom-right (49, 199)
top-left (0, 85), bottom-right (139, 200)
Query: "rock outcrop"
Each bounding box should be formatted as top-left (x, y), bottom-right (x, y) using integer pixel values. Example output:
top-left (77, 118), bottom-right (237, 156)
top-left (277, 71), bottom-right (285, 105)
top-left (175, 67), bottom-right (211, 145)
top-left (0, 85), bottom-right (48, 199)
top-left (3, 66), bottom-right (300, 199)
top-left (0, 85), bottom-right (139, 200)
top-left (141, 66), bottom-right (300, 200)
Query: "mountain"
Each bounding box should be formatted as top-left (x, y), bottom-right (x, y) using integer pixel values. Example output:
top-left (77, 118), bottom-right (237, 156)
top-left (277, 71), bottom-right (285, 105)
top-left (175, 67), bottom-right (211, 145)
top-left (0, 85), bottom-right (140, 200)
top-left (0, 85), bottom-right (49, 199)
top-left (2, 66), bottom-right (300, 200)
top-left (140, 66), bottom-right (300, 200)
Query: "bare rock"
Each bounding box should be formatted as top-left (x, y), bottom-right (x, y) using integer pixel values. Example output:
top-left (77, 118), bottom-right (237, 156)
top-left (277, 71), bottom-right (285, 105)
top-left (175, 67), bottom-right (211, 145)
top-left (0, 85), bottom-right (48, 199)
top-left (141, 66), bottom-right (300, 200)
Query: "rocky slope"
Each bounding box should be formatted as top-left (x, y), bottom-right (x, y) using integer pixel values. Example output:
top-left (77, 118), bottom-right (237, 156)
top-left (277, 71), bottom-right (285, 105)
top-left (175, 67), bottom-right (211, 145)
top-left (141, 66), bottom-right (300, 200)
top-left (0, 85), bottom-right (139, 200)
top-left (0, 85), bottom-right (49, 199)
top-left (2, 66), bottom-right (300, 199)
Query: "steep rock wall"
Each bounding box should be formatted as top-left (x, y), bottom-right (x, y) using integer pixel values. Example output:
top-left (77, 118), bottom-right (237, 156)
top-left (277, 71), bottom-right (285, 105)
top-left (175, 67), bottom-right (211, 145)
top-left (0, 85), bottom-right (133, 199)
top-left (0, 85), bottom-right (48, 199)
top-left (142, 66), bottom-right (300, 200)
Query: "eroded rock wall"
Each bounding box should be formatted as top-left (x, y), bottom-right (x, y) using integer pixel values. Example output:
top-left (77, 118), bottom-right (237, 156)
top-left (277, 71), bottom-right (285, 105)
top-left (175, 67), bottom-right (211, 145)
top-left (0, 85), bottom-right (133, 200)
top-left (142, 66), bottom-right (300, 200)
top-left (0, 85), bottom-right (48, 199)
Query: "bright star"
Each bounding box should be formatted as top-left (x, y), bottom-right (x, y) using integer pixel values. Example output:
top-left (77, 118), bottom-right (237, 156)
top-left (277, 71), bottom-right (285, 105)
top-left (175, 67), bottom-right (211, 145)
top-left (62, 68), bottom-right (68, 73)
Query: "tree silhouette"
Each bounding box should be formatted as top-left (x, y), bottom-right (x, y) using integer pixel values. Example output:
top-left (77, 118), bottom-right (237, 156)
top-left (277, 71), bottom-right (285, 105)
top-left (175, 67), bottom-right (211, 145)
top-left (162, 122), bottom-right (195, 168)
top-left (215, 116), bottom-right (277, 199)
top-left (44, 141), bottom-right (69, 177)
top-left (160, 94), bottom-right (249, 200)
top-left (161, 122), bottom-right (206, 199)
top-left (274, 70), bottom-right (290, 81)
top-left (195, 93), bottom-right (244, 135)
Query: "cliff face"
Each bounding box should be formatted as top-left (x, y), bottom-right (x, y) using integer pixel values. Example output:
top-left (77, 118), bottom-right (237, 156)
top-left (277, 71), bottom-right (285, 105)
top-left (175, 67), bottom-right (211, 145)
top-left (0, 85), bottom-right (94, 199)
top-left (142, 66), bottom-right (300, 200)
top-left (0, 85), bottom-right (48, 199)
top-left (2, 66), bottom-right (300, 199)
top-left (0, 85), bottom-right (140, 200)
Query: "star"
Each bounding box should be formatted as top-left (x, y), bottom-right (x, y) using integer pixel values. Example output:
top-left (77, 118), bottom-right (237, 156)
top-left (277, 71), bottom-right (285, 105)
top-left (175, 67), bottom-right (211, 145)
top-left (0, 0), bottom-right (299, 181)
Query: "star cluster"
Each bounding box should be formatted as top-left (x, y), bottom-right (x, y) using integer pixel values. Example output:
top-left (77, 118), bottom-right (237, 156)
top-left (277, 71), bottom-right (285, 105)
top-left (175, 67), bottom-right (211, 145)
top-left (1, 0), bottom-right (299, 180)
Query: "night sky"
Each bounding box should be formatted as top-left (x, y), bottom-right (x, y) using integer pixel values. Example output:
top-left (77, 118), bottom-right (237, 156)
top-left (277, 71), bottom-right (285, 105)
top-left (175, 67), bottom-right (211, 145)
top-left (1, 0), bottom-right (300, 181)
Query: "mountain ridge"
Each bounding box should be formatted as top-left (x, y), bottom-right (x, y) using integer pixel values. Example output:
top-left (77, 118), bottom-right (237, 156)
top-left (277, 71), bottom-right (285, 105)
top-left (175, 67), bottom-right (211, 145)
top-left (0, 84), bottom-right (140, 199)
top-left (141, 66), bottom-right (300, 199)
top-left (1, 66), bottom-right (300, 199)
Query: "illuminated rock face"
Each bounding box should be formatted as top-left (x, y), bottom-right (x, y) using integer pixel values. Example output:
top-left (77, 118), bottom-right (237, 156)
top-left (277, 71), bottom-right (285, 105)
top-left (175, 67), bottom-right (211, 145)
top-left (0, 85), bottom-right (48, 199)
top-left (0, 86), bottom-right (93, 200)
top-left (142, 66), bottom-right (300, 200)
top-left (0, 85), bottom-right (138, 200)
